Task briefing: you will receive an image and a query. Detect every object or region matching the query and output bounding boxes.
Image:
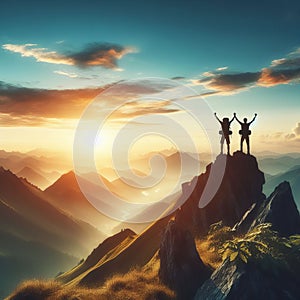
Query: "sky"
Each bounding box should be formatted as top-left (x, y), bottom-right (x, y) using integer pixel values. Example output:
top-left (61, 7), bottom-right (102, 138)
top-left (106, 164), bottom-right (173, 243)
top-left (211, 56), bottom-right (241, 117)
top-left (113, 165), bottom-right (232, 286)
top-left (1, 0), bottom-right (300, 156)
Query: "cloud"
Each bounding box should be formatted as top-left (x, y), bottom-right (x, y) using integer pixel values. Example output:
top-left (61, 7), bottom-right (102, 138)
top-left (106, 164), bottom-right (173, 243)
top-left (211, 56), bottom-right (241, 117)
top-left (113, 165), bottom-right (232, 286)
top-left (171, 76), bottom-right (186, 80)
top-left (110, 100), bottom-right (180, 120)
top-left (216, 66), bottom-right (228, 71)
top-left (198, 72), bottom-right (260, 93)
top-left (54, 70), bottom-right (79, 78)
top-left (2, 42), bottom-right (137, 69)
top-left (0, 79), bottom-right (177, 127)
top-left (0, 113), bottom-right (76, 128)
top-left (189, 47), bottom-right (300, 97)
top-left (258, 67), bottom-right (300, 87)
top-left (271, 48), bottom-right (300, 69)
top-left (0, 81), bottom-right (104, 120)
top-left (262, 122), bottom-right (300, 143)
top-left (259, 132), bottom-right (300, 152)
top-left (293, 122), bottom-right (300, 136)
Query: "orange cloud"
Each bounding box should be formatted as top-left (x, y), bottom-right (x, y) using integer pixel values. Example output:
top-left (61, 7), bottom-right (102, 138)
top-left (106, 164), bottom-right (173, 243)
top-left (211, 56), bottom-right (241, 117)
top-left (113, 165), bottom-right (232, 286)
top-left (187, 47), bottom-right (300, 97)
top-left (0, 80), bottom-right (176, 127)
top-left (110, 100), bottom-right (179, 120)
top-left (0, 81), bottom-right (104, 119)
top-left (258, 68), bottom-right (291, 87)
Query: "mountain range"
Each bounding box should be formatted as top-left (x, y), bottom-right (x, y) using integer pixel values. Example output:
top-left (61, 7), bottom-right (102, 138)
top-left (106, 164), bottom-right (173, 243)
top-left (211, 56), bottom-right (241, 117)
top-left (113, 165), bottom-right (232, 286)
top-left (257, 155), bottom-right (300, 175)
top-left (3, 151), bottom-right (300, 299)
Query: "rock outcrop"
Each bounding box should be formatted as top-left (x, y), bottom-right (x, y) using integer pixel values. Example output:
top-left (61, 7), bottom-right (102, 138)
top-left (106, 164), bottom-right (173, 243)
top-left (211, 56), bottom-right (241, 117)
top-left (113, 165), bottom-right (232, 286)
top-left (159, 220), bottom-right (211, 300)
top-left (176, 151), bottom-right (265, 235)
top-left (234, 181), bottom-right (300, 237)
top-left (195, 258), bottom-right (300, 300)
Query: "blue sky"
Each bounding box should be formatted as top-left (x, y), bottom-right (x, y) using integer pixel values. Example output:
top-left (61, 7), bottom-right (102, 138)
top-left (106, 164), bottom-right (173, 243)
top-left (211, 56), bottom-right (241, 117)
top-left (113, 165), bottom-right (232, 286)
top-left (0, 0), bottom-right (300, 153)
top-left (2, 0), bottom-right (300, 84)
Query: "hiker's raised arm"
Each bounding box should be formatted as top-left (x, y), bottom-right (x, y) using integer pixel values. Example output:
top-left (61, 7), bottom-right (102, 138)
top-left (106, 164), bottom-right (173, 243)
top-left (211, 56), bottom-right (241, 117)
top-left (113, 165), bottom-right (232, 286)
top-left (214, 112), bottom-right (222, 124)
top-left (249, 113), bottom-right (257, 124)
top-left (230, 114), bottom-right (235, 124)
top-left (234, 113), bottom-right (242, 125)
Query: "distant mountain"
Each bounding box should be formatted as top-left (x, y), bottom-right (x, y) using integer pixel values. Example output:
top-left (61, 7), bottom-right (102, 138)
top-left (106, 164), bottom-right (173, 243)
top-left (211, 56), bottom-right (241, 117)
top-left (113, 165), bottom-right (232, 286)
top-left (0, 149), bottom-right (71, 179)
top-left (17, 166), bottom-right (51, 189)
top-left (255, 151), bottom-right (300, 159)
top-left (132, 151), bottom-right (204, 180)
top-left (263, 165), bottom-right (300, 208)
top-left (45, 171), bottom-right (149, 234)
top-left (0, 167), bottom-right (102, 257)
top-left (257, 155), bottom-right (300, 175)
top-left (45, 171), bottom-right (119, 230)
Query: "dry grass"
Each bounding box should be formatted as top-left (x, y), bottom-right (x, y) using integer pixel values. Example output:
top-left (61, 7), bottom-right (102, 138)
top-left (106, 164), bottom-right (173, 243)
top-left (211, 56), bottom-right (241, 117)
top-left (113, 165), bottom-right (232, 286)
top-left (6, 268), bottom-right (175, 300)
top-left (196, 239), bottom-right (222, 269)
top-left (5, 280), bottom-right (105, 300)
top-left (196, 223), bottom-right (235, 269)
top-left (104, 268), bottom-right (174, 299)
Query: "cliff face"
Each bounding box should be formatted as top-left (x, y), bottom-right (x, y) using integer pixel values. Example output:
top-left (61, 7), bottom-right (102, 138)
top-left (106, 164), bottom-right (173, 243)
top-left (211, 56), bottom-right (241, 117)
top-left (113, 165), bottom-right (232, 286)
top-left (159, 220), bottom-right (211, 300)
top-left (176, 151), bottom-right (265, 234)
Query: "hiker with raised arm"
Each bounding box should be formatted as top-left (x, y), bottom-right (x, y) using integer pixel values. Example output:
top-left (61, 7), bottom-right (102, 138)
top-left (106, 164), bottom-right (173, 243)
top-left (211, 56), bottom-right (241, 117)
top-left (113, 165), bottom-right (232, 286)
top-left (214, 112), bottom-right (235, 155)
top-left (234, 113), bottom-right (257, 155)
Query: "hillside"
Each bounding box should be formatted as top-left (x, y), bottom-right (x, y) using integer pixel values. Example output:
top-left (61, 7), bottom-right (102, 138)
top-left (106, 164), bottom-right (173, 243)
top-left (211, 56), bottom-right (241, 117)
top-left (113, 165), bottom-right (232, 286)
top-left (0, 167), bottom-right (102, 256)
top-left (0, 230), bottom-right (78, 299)
top-left (58, 215), bottom-right (172, 287)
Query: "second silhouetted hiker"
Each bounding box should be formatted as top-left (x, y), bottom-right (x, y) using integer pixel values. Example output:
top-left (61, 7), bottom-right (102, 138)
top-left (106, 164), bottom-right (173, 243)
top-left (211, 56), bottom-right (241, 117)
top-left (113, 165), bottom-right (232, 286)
top-left (234, 112), bottom-right (257, 155)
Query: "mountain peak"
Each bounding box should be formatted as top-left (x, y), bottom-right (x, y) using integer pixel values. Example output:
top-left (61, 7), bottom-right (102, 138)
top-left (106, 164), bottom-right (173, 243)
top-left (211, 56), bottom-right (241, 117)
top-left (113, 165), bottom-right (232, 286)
top-left (235, 180), bottom-right (300, 237)
top-left (176, 151), bottom-right (265, 235)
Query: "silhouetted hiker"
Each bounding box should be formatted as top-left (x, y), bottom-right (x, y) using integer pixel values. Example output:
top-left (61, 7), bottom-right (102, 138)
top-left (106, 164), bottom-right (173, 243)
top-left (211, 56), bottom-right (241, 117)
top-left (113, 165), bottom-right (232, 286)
top-left (214, 113), bottom-right (234, 155)
top-left (234, 112), bottom-right (257, 154)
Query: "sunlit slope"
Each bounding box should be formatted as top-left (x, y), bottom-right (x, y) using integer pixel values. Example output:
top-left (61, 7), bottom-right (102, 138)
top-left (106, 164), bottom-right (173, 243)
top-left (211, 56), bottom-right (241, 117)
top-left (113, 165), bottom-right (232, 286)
top-left (59, 215), bottom-right (172, 287)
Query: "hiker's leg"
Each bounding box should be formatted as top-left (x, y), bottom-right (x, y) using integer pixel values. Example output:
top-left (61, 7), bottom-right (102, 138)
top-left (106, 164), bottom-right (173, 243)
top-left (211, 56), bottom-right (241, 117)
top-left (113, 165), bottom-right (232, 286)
top-left (246, 136), bottom-right (250, 154)
top-left (220, 136), bottom-right (224, 154)
top-left (240, 137), bottom-right (244, 152)
top-left (226, 136), bottom-right (230, 155)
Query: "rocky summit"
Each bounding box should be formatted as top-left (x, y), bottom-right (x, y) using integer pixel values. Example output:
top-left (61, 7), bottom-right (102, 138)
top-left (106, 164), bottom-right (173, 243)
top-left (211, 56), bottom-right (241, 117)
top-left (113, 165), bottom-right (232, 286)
top-left (176, 151), bottom-right (266, 235)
